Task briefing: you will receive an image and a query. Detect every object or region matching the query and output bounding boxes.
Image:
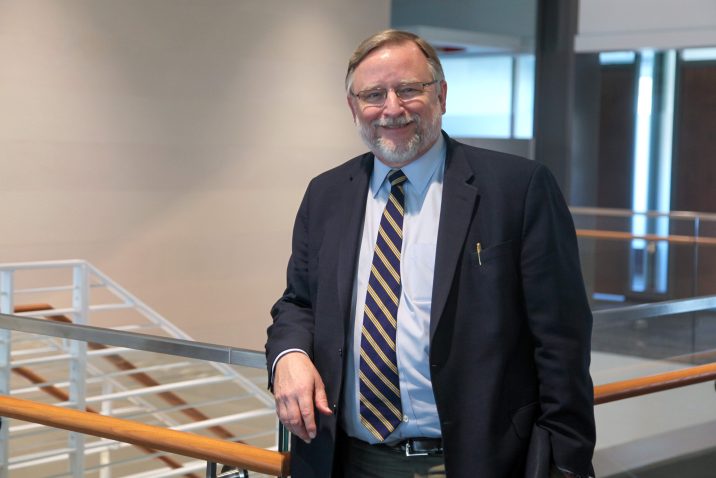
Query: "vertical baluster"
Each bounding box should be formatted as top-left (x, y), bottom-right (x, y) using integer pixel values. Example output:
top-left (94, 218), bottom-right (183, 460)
top-left (0, 270), bottom-right (14, 478)
top-left (69, 263), bottom-right (89, 477)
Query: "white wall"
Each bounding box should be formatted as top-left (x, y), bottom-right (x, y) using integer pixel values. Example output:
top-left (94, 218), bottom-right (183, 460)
top-left (0, 0), bottom-right (390, 349)
top-left (576, 0), bottom-right (716, 52)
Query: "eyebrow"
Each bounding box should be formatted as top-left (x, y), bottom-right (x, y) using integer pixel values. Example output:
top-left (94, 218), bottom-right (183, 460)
top-left (356, 80), bottom-right (426, 91)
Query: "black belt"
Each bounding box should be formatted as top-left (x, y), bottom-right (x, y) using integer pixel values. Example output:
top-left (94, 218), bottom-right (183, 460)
top-left (381, 437), bottom-right (443, 457)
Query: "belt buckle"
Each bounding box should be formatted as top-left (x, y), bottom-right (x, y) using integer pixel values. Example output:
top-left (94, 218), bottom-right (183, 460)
top-left (404, 440), bottom-right (429, 457)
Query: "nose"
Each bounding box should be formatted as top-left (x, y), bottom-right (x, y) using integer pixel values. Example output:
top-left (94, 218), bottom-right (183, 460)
top-left (382, 89), bottom-right (405, 116)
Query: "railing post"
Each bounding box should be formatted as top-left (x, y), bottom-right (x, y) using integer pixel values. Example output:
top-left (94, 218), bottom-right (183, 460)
top-left (207, 463), bottom-right (250, 478)
top-left (278, 422), bottom-right (290, 453)
top-left (693, 216), bottom-right (701, 297)
top-left (68, 263), bottom-right (89, 477)
top-left (0, 270), bottom-right (14, 478)
top-left (99, 380), bottom-right (113, 478)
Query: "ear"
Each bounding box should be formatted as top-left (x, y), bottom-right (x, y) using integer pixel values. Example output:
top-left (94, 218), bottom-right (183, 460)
top-left (347, 95), bottom-right (358, 122)
top-left (438, 80), bottom-right (447, 114)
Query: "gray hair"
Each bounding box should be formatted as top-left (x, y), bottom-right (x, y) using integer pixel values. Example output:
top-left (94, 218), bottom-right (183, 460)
top-left (345, 29), bottom-right (445, 92)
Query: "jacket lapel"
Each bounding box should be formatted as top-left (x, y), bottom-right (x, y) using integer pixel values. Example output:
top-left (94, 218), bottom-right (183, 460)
top-left (430, 139), bottom-right (480, 339)
top-left (336, 155), bottom-right (373, 325)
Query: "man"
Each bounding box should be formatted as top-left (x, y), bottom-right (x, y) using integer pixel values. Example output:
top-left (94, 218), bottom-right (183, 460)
top-left (266, 30), bottom-right (595, 477)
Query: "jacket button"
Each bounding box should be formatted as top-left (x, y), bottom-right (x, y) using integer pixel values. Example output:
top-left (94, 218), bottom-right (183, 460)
top-left (333, 403), bottom-right (338, 412)
top-left (338, 348), bottom-right (343, 357)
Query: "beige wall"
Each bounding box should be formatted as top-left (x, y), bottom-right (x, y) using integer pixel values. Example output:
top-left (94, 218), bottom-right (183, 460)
top-left (0, 0), bottom-right (390, 349)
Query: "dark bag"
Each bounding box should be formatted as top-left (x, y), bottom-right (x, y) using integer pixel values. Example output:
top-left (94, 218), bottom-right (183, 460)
top-left (524, 424), bottom-right (551, 478)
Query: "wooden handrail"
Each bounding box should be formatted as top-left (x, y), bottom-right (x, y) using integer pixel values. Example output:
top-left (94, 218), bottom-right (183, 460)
top-left (5, 359), bottom-right (715, 476)
top-left (576, 229), bottom-right (716, 246)
top-left (12, 367), bottom-right (197, 477)
top-left (11, 303), bottom-right (274, 476)
top-left (14, 303), bottom-right (236, 441)
top-left (8, 304), bottom-right (715, 470)
top-left (594, 361), bottom-right (716, 405)
top-left (0, 395), bottom-right (289, 476)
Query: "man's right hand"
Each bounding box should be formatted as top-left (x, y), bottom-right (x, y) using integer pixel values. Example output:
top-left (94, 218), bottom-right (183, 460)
top-left (273, 352), bottom-right (333, 443)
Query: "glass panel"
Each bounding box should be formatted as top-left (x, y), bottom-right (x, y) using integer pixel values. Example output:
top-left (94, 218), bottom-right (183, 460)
top-left (592, 298), bottom-right (716, 476)
top-left (696, 219), bottom-right (716, 297)
top-left (440, 55), bottom-right (514, 138)
top-left (513, 54), bottom-right (535, 139)
top-left (573, 210), bottom-right (716, 306)
top-left (592, 308), bottom-right (716, 368)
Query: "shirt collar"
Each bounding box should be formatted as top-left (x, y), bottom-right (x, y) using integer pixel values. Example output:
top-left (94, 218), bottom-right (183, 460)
top-left (370, 134), bottom-right (446, 197)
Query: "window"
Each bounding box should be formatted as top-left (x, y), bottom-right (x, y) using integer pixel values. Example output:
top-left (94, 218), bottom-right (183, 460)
top-left (440, 54), bottom-right (534, 139)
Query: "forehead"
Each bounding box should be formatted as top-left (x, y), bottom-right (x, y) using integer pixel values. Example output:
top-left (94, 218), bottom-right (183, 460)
top-left (351, 41), bottom-right (432, 90)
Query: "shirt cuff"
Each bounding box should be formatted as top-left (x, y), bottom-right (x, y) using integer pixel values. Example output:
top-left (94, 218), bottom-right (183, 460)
top-left (270, 349), bottom-right (309, 386)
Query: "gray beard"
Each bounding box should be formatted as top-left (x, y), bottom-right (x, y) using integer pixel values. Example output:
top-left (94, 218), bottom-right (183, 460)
top-left (357, 112), bottom-right (442, 165)
top-left (373, 133), bottom-right (421, 164)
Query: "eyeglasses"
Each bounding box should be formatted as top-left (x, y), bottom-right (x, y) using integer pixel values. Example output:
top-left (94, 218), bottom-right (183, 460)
top-left (351, 80), bottom-right (439, 106)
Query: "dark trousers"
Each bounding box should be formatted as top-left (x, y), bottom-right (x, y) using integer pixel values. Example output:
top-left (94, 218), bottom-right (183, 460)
top-left (341, 437), bottom-right (446, 478)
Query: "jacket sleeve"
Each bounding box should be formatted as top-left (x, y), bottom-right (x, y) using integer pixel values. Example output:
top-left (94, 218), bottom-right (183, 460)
top-left (265, 183), bottom-right (317, 387)
top-left (520, 164), bottom-right (596, 476)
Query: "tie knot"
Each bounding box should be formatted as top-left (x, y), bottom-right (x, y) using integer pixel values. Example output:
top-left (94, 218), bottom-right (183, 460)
top-left (388, 169), bottom-right (407, 188)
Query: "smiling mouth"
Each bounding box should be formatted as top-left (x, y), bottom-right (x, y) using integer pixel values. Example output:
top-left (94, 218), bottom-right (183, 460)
top-left (379, 121), bottom-right (413, 130)
top-left (374, 115), bottom-right (416, 129)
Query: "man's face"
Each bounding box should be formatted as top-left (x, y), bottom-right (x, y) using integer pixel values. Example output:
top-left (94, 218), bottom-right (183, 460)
top-left (348, 42), bottom-right (447, 167)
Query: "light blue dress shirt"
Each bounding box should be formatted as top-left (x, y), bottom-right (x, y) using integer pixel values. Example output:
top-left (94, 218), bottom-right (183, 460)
top-left (342, 135), bottom-right (446, 444)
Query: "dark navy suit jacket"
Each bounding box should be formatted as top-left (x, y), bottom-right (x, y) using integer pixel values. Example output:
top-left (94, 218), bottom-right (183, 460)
top-left (266, 134), bottom-right (595, 477)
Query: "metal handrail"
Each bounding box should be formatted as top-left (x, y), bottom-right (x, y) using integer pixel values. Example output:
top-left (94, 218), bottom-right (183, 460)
top-left (575, 229), bottom-right (716, 246)
top-left (9, 293), bottom-right (714, 350)
top-left (592, 294), bottom-right (716, 324)
top-left (0, 259), bottom-right (88, 271)
top-left (570, 206), bottom-right (716, 222)
top-left (0, 313), bottom-right (266, 369)
top-left (3, 291), bottom-right (716, 374)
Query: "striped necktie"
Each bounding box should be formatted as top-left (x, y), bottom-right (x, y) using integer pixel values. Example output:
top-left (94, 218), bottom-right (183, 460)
top-left (359, 169), bottom-right (407, 441)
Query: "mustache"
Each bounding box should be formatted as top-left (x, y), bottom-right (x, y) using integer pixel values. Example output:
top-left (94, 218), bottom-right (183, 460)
top-left (371, 115), bottom-right (418, 128)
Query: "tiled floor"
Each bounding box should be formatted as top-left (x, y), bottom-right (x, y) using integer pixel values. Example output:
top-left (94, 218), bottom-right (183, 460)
top-left (610, 448), bottom-right (716, 477)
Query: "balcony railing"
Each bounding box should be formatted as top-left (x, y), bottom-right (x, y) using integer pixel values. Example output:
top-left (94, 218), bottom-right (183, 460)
top-left (0, 292), bottom-right (715, 476)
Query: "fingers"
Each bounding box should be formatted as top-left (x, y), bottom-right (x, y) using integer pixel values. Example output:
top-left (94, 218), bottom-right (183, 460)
top-left (273, 352), bottom-right (327, 443)
top-left (277, 391), bottom-right (311, 442)
top-left (314, 379), bottom-right (333, 416)
top-left (298, 392), bottom-right (317, 440)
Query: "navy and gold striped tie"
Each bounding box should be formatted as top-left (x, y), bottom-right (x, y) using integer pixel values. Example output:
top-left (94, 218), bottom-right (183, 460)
top-left (359, 169), bottom-right (407, 441)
